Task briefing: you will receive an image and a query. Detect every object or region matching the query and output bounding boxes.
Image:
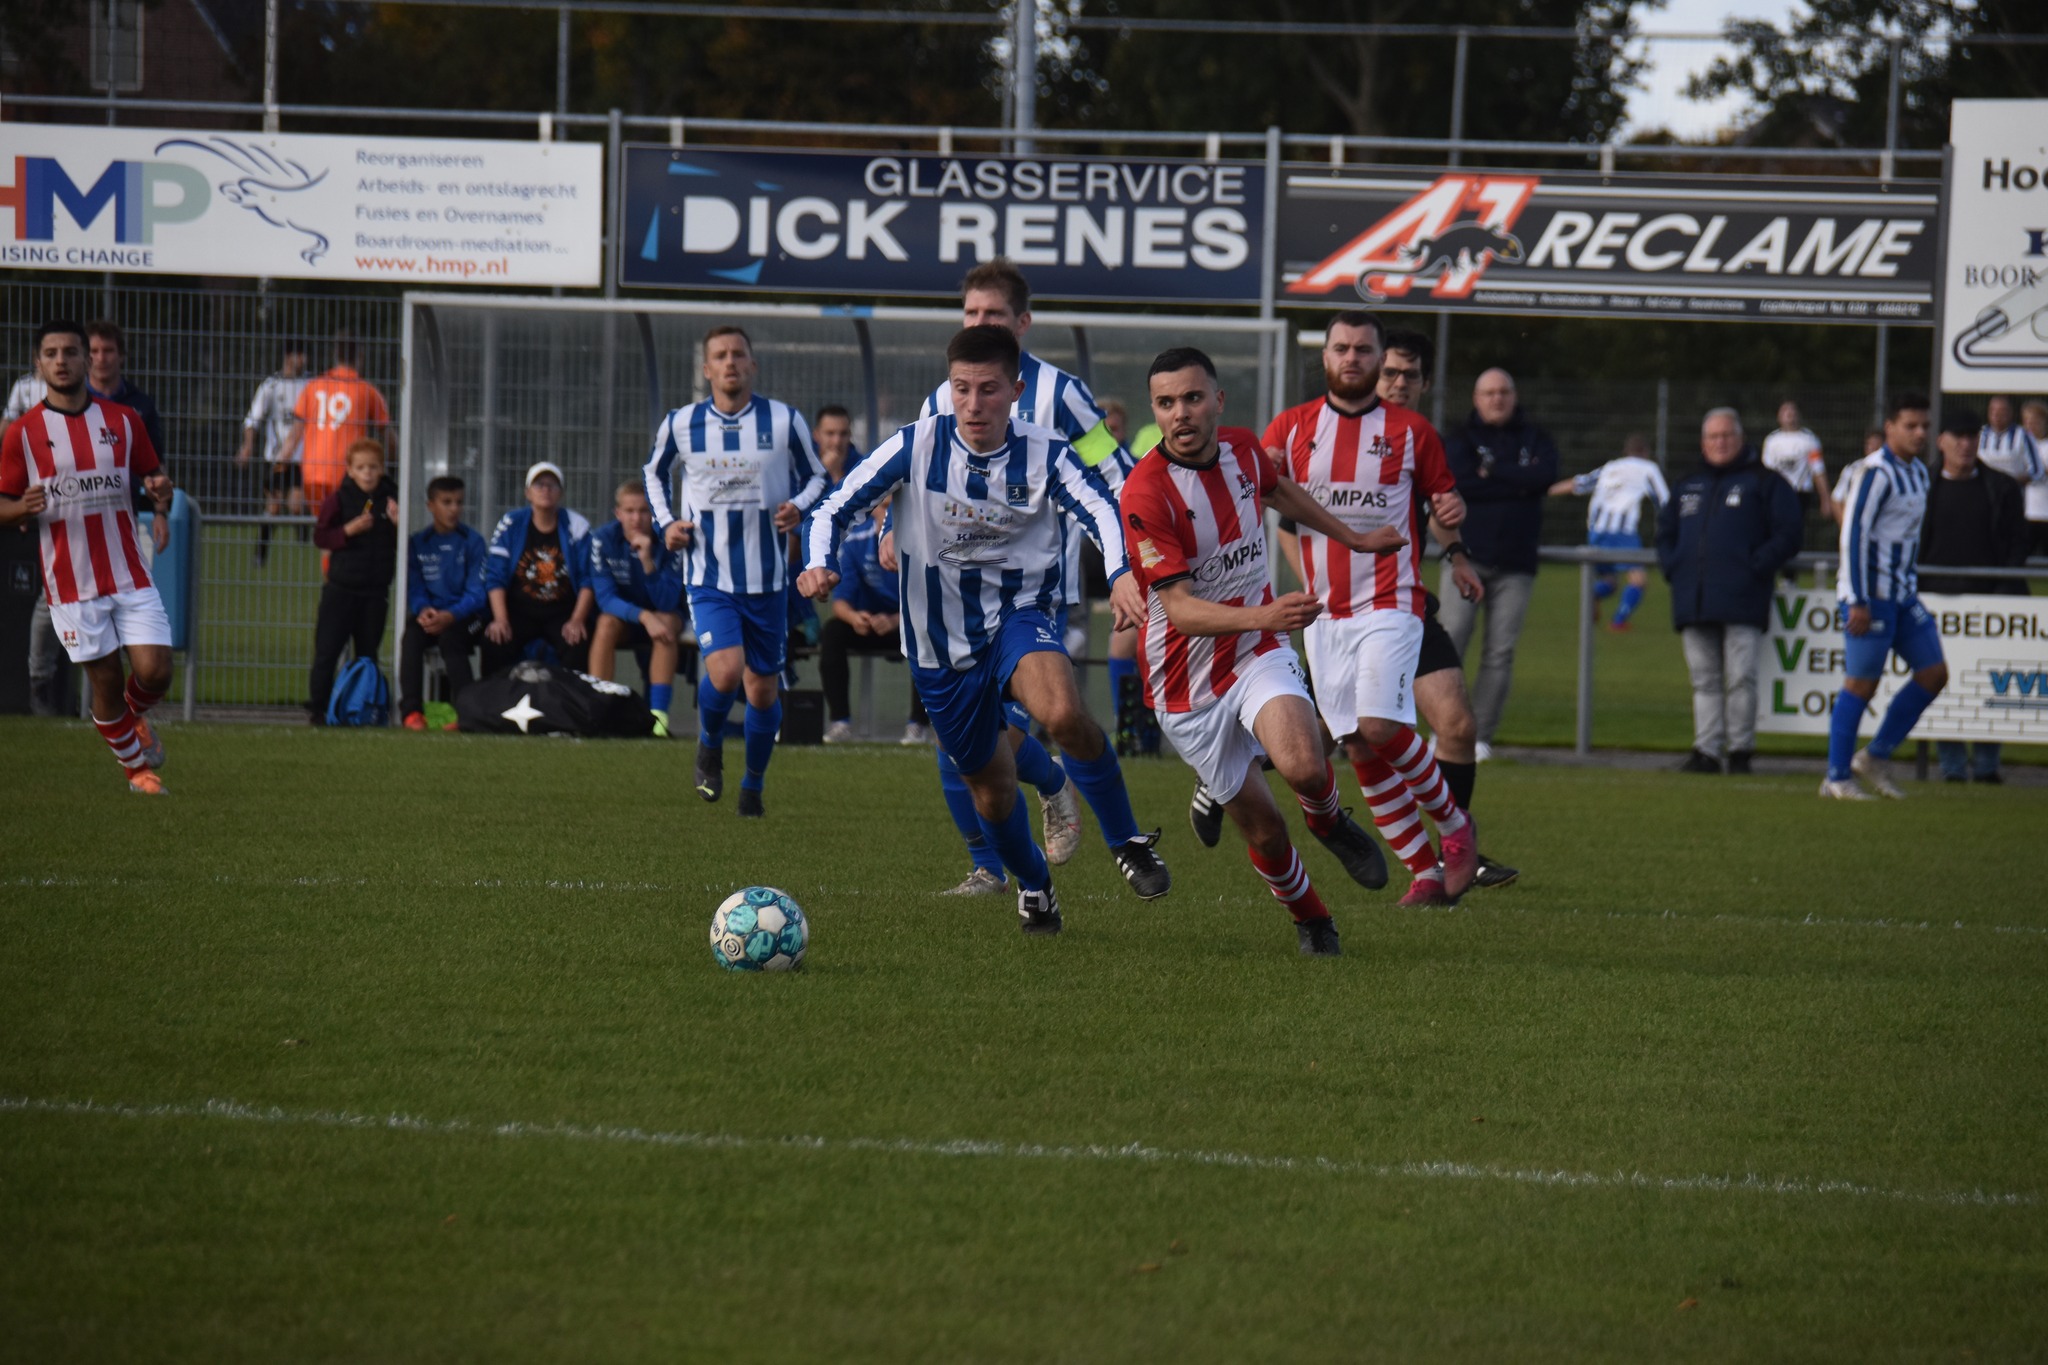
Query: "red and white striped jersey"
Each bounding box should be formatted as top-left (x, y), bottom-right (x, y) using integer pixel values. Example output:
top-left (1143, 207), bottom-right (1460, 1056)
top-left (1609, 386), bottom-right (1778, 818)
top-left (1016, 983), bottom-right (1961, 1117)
top-left (0, 398), bottom-right (160, 606)
top-left (1263, 397), bottom-right (1452, 619)
top-left (1119, 426), bottom-right (1284, 714)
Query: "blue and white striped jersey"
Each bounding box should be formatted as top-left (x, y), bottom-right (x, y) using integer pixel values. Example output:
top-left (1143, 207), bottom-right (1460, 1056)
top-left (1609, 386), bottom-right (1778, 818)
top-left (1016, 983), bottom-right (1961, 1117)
top-left (1837, 447), bottom-right (1930, 605)
top-left (1978, 423), bottom-right (2045, 487)
top-left (805, 415), bottom-right (1129, 671)
top-left (922, 350), bottom-right (1132, 605)
top-left (1571, 455), bottom-right (1670, 537)
top-left (643, 394), bottom-right (825, 596)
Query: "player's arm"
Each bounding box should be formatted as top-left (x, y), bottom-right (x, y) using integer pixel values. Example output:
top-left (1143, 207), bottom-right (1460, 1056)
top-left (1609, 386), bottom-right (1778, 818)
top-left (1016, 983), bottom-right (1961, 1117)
top-left (1263, 476), bottom-right (1406, 554)
top-left (642, 416), bottom-right (695, 551)
top-left (589, 536), bottom-right (640, 624)
top-left (1154, 577), bottom-right (1321, 638)
top-left (1841, 469), bottom-right (1889, 633)
top-left (774, 410), bottom-right (827, 532)
top-left (1430, 515), bottom-right (1484, 602)
top-left (798, 431), bottom-right (910, 598)
top-left (0, 427), bottom-right (43, 525)
top-left (1550, 471), bottom-right (1596, 497)
top-left (238, 386), bottom-right (267, 464)
top-left (1047, 441), bottom-right (1141, 628)
top-left (1061, 376), bottom-right (1131, 474)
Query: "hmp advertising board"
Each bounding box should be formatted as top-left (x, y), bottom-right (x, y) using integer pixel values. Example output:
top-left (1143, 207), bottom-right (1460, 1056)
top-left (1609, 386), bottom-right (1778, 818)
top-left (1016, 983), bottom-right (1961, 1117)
top-left (1758, 589), bottom-right (2048, 742)
top-left (0, 125), bottom-right (603, 286)
top-left (1280, 166), bottom-right (1938, 324)
top-left (620, 146), bottom-right (1264, 303)
top-left (1940, 100), bottom-right (2048, 392)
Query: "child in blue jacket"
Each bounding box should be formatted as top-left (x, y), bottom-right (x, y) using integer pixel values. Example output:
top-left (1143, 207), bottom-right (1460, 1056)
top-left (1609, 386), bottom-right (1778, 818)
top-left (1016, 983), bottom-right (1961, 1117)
top-left (588, 479), bottom-right (689, 736)
top-left (399, 475), bottom-right (490, 728)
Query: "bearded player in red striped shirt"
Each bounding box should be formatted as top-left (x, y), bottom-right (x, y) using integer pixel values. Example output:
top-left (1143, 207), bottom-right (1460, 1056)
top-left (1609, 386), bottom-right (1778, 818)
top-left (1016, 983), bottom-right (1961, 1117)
top-left (1120, 347), bottom-right (1398, 957)
top-left (0, 321), bottom-right (176, 794)
top-left (1264, 311), bottom-right (1479, 906)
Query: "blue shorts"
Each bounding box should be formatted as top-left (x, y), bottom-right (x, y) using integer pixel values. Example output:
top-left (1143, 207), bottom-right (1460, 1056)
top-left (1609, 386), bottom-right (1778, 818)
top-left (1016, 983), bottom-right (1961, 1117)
top-left (1841, 596), bottom-right (1944, 679)
top-left (911, 609), bottom-right (1066, 773)
top-left (689, 584), bottom-right (787, 677)
top-left (1587, 528), bottom-right (1641, 574)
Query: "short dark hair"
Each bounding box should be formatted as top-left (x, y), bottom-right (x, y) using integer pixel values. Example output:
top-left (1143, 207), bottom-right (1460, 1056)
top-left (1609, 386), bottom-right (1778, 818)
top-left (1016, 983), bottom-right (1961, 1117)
top-left (426, 476), bottom-right (466, 498)
top-left (34, 319), bottom-right (86, 352)
top-left (1148, 347), bottom-right (1218, 382)
top-left (705, 324), bottom-right (752, 353)
top-left (333, 332), bottom-right (360, 367)
top-left (1381, 327), bottom-right (1435, 379)
top-left (961, 258), bottom-right (1030, 315)
top-left (946, 324), bottom-right (1021, 379)
top-left (283, 338), bottom-right (308, 357)
top-left (814, 404), bottom-right (851, 423)
top-left (1325, 309), bottom-right (1385, 350)
top-left (1885, 391), bottom-right (1931, 421)
top-left (86, 319), bottom-right (126, 355)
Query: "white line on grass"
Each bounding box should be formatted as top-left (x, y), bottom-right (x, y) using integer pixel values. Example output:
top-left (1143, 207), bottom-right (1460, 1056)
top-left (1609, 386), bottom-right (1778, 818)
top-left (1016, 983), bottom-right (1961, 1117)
top-left (1, 1094), bottom-right (2032, 1210)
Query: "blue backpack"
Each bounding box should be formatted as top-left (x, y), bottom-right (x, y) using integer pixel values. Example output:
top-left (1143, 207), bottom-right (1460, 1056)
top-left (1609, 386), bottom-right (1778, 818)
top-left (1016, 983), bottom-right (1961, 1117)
top-left (327, 657), bottom-right (390, 727)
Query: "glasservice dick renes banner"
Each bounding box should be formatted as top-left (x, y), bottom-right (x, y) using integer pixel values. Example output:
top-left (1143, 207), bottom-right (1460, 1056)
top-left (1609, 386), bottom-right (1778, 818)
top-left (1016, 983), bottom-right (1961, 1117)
top-left (620, 145), bottom-right (1265, 304)
top-left (0, 123), bottom-right (603, 287)
top-left (1280, 165), bottom-right (1938, 325)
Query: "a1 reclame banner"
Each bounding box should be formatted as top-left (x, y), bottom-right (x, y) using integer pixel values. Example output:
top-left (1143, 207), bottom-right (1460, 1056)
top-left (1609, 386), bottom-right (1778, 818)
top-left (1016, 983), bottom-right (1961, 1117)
top-left (1758, 589), bottom-right (2048, 743)
top-left (0, 124), bottom-right (603, 286)
top-left (1939, 99), bottom-right (2048, 392)
top-left (1280, 166), bottom-right (1939, 324)
top-left (620, 145), bottom-right (1265, 303)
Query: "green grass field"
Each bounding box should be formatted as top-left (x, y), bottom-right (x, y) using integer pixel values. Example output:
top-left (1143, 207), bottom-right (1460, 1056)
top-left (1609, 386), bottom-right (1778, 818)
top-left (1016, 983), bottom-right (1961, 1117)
top-left (3, 719), bottom-right (2044, 1361)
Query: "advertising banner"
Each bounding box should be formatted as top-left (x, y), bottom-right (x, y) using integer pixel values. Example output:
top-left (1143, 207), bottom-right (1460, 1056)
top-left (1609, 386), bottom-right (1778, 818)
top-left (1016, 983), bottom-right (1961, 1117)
top-left (1939, 100), bottom-right (2048, 392)
top-left (1758, 588), bottom-right (2048, 742)
top-left (0, 124), bottom-right (602, 286)
top-left (1280, 166), bottom-right (1938, 324)
top-left (620, 145), bottom-right (1264, 303)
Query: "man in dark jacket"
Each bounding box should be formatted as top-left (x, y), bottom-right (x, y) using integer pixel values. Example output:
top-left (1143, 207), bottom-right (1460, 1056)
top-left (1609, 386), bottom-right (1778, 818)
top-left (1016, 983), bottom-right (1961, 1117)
top-left (1436, 368), bottom-right (1561, 757)
top-left (1922, 407), bottom-right (2031, 783)
top-left (1656, 408), bottom-right (1804, 773)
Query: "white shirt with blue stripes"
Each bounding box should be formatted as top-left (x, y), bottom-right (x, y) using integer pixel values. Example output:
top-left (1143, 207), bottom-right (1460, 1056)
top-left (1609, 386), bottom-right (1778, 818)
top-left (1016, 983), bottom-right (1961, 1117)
top-left (1836, 447), bottom-right (1929, 606)
top-left (1977, 423), bottom-right (2045, 487)
top-left (922, 350), bottom-right (1132, 607)
top-left (804, 415), bottom-right (1129, 672)
top-left (643, 393), bottom-right (825, 596)
top-left (1572, 455), bottom-right (1670, 537)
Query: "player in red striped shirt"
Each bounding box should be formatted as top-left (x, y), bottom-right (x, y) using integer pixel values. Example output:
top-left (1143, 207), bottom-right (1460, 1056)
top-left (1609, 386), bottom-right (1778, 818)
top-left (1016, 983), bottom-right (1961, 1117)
top-left (1264, 311), bottom-right (1478, 905)
top-left (1121, 347), bottom-right (1400, 956)
top-left (0, 321), bottom-right (176, 794)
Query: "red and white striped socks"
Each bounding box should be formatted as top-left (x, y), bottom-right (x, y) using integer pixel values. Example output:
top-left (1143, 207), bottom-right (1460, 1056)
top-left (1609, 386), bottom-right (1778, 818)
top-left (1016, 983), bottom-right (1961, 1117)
top-left (93, 710), bottom-right (145, 771)
top-left (1246, 844), bottom-right (1330, 924)
top-left (1373, 728), bottom-right (1467, 835)
top-left (1351, 754), bottom-right (1438, 874)
top-left (124, 675), bottom-right (164, 717)
top-left (1292, 762), bottom-right (1345, 838)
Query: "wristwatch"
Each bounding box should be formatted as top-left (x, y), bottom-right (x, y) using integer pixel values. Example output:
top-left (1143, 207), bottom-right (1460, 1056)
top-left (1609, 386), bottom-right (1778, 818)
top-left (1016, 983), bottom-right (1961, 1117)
top-left (1440, 540), bottom-right (1469, 563)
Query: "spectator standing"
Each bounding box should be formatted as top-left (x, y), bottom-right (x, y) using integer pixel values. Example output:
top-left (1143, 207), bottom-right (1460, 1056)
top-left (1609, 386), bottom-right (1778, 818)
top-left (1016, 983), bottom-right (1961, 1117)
top-left (1436, 367), bottom-right (1559, 758)
top-left (484, 462), bottom-right (595, 675)
top-left (1921, 408), bottom-right (2030, 783)
top-left (236, 339), bottom-right (310, 567)
top-left (819, 495), bottom-right (930, 745)
top-left (1976, 396), bottom-right (2047, 558)
top-left (281, 335), bottom-right (389, 515)
top-left (1760, 400), bottom-right (1835, 522)
top-left (2023, 400), bottom-right (2048, 554)
top-left (1656, 409), bottom-right (1803, 774)
top-left (398, 475), bottom-right (489, 730)
top-left (588, 480), bottom-right (688, 736)
top-left (3, 371), bottom-right (44, 423)
top-left (1548, 433), bottom-right (1669, 631)
top-left (308, 439), bottom-right (400, 724)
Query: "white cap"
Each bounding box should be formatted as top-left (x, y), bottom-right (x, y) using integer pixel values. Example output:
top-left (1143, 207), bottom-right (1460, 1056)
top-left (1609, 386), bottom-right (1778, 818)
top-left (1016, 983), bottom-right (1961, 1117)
top-left (524, 461), bottom-right (564, 487)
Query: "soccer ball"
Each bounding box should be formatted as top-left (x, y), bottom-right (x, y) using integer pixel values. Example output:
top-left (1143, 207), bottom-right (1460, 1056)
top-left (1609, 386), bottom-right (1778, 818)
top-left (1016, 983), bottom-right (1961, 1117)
top-left (710, 886), bottom-right (808, 972)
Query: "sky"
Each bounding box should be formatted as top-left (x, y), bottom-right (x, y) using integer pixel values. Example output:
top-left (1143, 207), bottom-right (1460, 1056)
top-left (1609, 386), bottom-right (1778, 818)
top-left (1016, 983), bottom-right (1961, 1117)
top-left (1623, 0), bottom-right (1804, 138)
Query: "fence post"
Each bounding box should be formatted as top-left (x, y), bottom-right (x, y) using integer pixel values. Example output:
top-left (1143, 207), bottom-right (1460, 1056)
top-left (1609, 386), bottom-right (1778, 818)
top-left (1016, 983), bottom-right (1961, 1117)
top-left (1575, 557), bottom-right (1595, 756)
top-left (1655, 377), bottom-right (1669, 467)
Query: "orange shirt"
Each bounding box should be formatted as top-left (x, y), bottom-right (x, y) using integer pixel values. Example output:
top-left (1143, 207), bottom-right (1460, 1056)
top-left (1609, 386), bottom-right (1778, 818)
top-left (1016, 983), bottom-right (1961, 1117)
top-left (293, 365), bottom-right (390, 496)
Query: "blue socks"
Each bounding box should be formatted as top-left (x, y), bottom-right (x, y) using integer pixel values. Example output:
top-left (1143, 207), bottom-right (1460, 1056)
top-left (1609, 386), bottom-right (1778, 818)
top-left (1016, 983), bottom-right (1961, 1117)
top-left (698, 676), bottom-right (737, 746)
top-left (649, 682), bottom-right (673, 715)
top-left (1013, 733), bottom-right (1068, 797)
top-left (1614, 583), bottom-right (1643, 625)
top-left (937, 748), bottom-right (1005, 878)
top-left (1062, 744), bottom-right (1140, 848)
top-left (977, 793), bottom-right (1050, 892)
top-left (1870, 679), bottom-right (1937, 759)
top-left (1593, 577), bottom-right (1616, 601)
top-left (741, 699), bottom-right (780, 792)
top-left (1827, 690), bottom-right (1869, 780)
top-left (1106, 654), bottom-right (1136, 699)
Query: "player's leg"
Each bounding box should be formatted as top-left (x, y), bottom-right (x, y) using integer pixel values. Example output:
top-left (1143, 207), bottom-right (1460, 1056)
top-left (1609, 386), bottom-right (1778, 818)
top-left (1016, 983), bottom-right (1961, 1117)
top-left (1003, 706), bottom-right (1079, 866)
top-left (1219, 758), bottom-right (1341, 956)
top-left (111, 588), bottom-right (175, 770)
top-left (60, 595), bottom-right (160, 792)
top-left (732, 591), bottom-right (789, 816)
top-left (935, 742), bottom-right (1010, 893)
top-left (688, 586), bottom-right (745, 802)
top-left (917, 659), bottom-right (1058, 933)
top-left (1856, 601), bottom-right (1947, 798)
top-left (646, 613), bottom-right (682, 735)
top-left (1412, 613), bottom-right (1516, 887)
top-left (1612, 567), bottom-right (1649, 630)
top-left (257, 466), bottom-right (281, 567)
top-left (1246, 670), bottom-right (1387, 891)
top-left (1350, 613), bottom-right (1476, 899)
top-left (588, 613), bottom-right (626, 682)
top-left (1005, 614), bottom-right (1169, 899)
top-left (1824, 600), bottom-right (1889, 799)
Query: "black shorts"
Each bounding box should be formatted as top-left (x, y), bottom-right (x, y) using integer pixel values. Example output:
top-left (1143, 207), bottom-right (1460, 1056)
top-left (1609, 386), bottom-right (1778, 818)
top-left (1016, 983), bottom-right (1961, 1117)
top-left (1417, 608), bottom-right (1462, 679)
top-left (264, 461), bottom-right (301, 494)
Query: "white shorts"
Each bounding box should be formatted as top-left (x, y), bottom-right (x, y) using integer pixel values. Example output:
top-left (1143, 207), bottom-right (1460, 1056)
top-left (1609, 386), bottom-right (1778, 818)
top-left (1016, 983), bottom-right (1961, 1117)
top-left (1303, 610), bottom-right (1424, 735)
top-left (50, 587), bottom-right (172, 664)
top-left (1157, 647), bottom-right (1313, 804)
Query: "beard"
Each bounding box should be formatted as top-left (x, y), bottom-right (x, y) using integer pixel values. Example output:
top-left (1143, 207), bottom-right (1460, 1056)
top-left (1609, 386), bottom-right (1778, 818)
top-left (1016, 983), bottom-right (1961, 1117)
top-left (1324, 365), bottom-right (1377, 405)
